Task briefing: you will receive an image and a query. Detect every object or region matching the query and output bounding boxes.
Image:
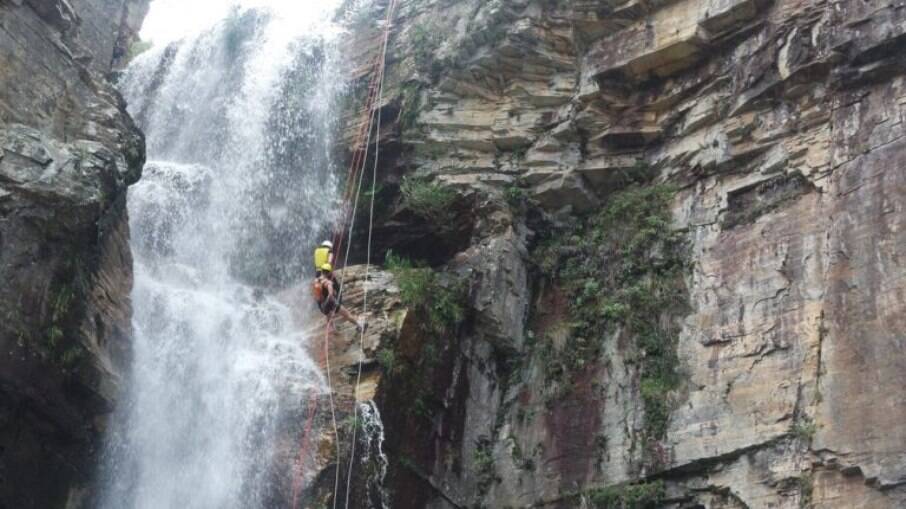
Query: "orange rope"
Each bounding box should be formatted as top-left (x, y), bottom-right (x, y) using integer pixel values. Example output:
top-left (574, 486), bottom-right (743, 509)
top-left (290, 1), bottom-right (398, 506)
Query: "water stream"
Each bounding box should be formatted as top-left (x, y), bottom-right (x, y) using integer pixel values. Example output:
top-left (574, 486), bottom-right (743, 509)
top-left (99, 3), bottom-right (352, 507)
top-left (358, 401), bottom-right (390, 509)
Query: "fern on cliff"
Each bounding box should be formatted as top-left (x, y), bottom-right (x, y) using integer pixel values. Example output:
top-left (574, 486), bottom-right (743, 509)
top-left (532, 183), bottom-right (690, 452)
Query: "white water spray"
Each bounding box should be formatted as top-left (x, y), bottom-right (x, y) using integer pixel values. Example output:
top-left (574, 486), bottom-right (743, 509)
top-left (358, 401), bottom-right (390, 509)
top-left (99, 2), bottom-right (354, 507)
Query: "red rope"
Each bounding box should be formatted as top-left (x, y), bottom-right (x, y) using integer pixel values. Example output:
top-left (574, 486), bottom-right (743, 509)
top-left (289, 1), bottom-right (398, 505)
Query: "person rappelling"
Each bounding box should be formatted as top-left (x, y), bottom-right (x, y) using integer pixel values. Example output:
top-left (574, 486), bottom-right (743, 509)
top-left (312, 241), bottom-right (366, 333)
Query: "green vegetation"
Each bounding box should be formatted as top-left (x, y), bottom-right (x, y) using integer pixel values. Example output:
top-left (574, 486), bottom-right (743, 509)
top-left (473, 437), bottom-right (500, 494)
top-left (44, 283), bottom-right (85, 369)
top-left (532, 184), bottom-right (689, 448)
top-left (798, 474), bottom-right (814, 508)
top-left (400, 176), bottom-right (457, 223)
top-left (386, 251), bottom-right (464, 333)
top-left (340, 414), bottom-right (363, 434)
top-left (586, 480), bottom-right (666, 509)
top-left (376, 347), bottom-right (398, 374)
top-left (399, 82), bottom-right (424, 133)
top-left (504, 185), bottom-right (528, 210)
top-left (376, 253), bottom-right (466, 435)
top-left (793, 420), bottom-right (817, 441)
top-left (409, 24), bottom-right (444, 78)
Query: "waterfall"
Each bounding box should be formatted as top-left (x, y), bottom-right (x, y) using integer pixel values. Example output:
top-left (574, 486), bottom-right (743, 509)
top-left (358, 401), bottom-right (390, 509)
top-left (99, 2), bottom-right (350, 507)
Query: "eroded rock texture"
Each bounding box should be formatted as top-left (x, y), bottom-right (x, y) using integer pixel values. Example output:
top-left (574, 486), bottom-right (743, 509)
top-left (285, 265), bottom-right (407, 508)
top-left (330, 0), bottom-right (906, 507)
top-left (0, 0), bottom-right (147, 507)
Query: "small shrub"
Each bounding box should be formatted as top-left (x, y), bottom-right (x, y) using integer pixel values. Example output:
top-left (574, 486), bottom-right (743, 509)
top-left (377, 348), bottom-right (397, 374)
top-left (587, 480), bottom-right (666, 509)
top-left (400, 176), bottom-right (457, 222)
top-left (385, 251), bottom-right (463, 333)
top-left (504, 185), bottom-right (528, 209)
top-left (793, 420), bottom-right (817, 441)
top-left (473, 437), bottom-right (499, 493)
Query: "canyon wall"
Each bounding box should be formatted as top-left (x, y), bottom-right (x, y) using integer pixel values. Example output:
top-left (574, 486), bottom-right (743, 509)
top-left (325, 0), bottom-right (906, 507)
top-left (0, 0), bottom-right (147, 506)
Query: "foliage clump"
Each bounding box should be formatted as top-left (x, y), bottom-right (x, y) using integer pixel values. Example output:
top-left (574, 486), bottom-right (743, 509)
top-left (376, 252), bottom-right (468, 483)
top-left (504, 184), bottom-right (528, 211)
top-left (793, 419), bottom-right (817, 441)
top-left (533, 184), bottom-right (689, 445)
top-left (376, 347), bottom-right (397, 375)
top-left (385, 251), bottom-right (463, 333)
top-left (399, 176), bottom-right (457, 224)
top-left (586, 480), bottom-right (666, 509)
top-left (473, 436), bottom-right (500, 494)
top-left (398, 82), bottom-right (424, 133)
top-left (409, 25), bottom-right (444, 78)
top-left (798, 474), bottom-right (814, 508)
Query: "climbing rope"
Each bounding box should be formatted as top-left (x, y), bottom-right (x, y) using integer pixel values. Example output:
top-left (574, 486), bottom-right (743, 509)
top-left (343, 2), bottom-right (395, 506)
top-left (289, 0), bottom-right (398, 506)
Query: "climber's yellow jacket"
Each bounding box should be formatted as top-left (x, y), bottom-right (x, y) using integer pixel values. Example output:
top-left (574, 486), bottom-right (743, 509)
top-left (314, 241), bottom-right (333, 271)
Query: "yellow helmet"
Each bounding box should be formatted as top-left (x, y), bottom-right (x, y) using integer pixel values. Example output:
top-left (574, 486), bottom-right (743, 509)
top-left (321, 263), bottom-right (333, 272)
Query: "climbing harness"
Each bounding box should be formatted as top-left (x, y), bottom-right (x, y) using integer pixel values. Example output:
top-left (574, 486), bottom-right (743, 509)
top-left (290, 1), bottom-right (398, 507)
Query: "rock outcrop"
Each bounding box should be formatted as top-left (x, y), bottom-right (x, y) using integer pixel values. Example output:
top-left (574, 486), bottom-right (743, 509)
top-left (0, 1), bottom-right (148, 507)
top-left (287, 265), bottom-right (406, 507)
top-left (328, 0), bottom-right (906, 507)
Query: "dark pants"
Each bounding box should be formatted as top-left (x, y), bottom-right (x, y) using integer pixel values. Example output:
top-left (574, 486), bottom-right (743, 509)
top-left (319, 297), bottom-right (341, 316)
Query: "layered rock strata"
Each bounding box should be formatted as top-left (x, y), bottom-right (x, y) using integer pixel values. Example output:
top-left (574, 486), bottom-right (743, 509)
top-left (0, 0), bottom-right (147, 506)
top-left (328, 0), bottom-right (906, 507)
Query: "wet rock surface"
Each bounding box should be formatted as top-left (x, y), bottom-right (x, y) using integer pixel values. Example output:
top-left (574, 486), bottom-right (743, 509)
top-left (0, 0), bottom-right (147, 507)
top-left (326, 0), bottom-right (906, 507)
top-left (282, 265), bottom-right (406, 508)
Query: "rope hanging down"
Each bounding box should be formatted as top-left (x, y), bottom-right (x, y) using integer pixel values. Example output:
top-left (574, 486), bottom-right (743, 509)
top-left (290, 1), bottom-right (398, 507)
top-left (343, 2), bottom-right (394, 505)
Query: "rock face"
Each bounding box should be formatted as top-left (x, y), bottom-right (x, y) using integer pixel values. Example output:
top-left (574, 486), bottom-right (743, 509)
top-left (0, 0), bottom-right (147, 507)
top-left (289, 265), bottom-right (407, 508)
top-left (327, 0), bottom-right (906, 507)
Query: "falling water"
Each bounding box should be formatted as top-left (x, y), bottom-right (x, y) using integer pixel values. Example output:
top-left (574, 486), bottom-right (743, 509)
top-left (98, 2), bottom-right (353, 507)
top-left (358, 401), bottom-right (390, 509)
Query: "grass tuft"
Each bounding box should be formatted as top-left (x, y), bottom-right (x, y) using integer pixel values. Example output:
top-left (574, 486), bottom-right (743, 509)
top-left (400, 176), bottom-right (457, 223)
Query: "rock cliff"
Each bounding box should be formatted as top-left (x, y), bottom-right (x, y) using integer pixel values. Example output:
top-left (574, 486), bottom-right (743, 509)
top-left (326, 0), bottom-right (906, 507)
top-left (0, 0), bottom-right (148, 507)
